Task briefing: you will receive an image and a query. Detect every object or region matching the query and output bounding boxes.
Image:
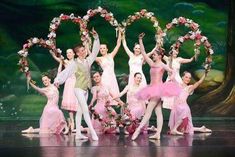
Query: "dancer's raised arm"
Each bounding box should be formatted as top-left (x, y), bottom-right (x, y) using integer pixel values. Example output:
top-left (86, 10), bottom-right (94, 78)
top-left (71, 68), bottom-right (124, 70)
top-left (122, 34), bottom-right (133, 57)
top-left (139, 33), bottom-right (154, 66)
top-left (27, 78), bottom-right (46, 95)
top-left (110, 28), bottom-right (122, 58)
top-left (87, 28), bottom-right (100, 66)
top-left (188, 71), bottom-right (207, 93)
top-left (179, 56), bottom-right (194, 64)
top-left (49, 50), bottom-right (63, 63)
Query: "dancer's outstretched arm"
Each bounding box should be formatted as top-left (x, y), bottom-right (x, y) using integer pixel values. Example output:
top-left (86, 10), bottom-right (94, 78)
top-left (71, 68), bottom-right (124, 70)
top-left (179, 56), bottom-right (194, 64)
top-left (87, 28), bottom-right (100, 66)
top-left (139, 33), bottom-right (154, 66)
top-left (54, 60), bottom-right (77, 86)
top-left (110, 28), bottom-right (122, 58)
top-left (161, 63), bottom-right (175, 80)
top-left (112, 85), bottom-right (128, 101)
top-left (89, 87), bottom-right (98, 108)
top-left (49, 51), bottom-right (62, 63)
top-left (28, 78), bottom-right (46, 95)
top-left (122, 34), bottom-right (133, 57)
top-left (188, 72), bottom-right (207, 93)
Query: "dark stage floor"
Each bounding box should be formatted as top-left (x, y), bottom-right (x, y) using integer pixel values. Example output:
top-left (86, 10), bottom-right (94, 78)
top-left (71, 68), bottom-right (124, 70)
top-left (0, 121), bottom-right (235, 157)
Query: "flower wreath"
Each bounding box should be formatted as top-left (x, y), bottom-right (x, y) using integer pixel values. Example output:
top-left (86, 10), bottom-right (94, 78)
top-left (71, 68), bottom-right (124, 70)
top-left (82, 6), bottom-right (120, 48)
top-left (164, 17), bottom-right (213, 71)
top-left (18, 37), bottom-right (61, 85)
top-left (122, 9), bottom-right (164, 49)
top-left (48, 13), bottom-right (88, 58)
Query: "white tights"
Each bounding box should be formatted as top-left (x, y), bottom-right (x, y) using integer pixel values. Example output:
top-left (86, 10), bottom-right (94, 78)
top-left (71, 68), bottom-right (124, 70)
top-left (74, 88), bottom-right (98, 139)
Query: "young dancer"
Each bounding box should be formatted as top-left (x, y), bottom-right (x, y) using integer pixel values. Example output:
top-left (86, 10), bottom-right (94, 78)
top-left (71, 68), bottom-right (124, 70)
top-left (22, 71), bottom-right (69, 134)
top-left (54, 29), bottom-right (100, 141)
top-left (168, 71), bottom-right (212, 135)
top-left (131, 33), bottom-right (181, 140)
top-left (162, 48), bottom-right (195, 109)
top-left (89, 71), bottom-right (118, 134)
top-left (95, 28), bottom-right (122, 98)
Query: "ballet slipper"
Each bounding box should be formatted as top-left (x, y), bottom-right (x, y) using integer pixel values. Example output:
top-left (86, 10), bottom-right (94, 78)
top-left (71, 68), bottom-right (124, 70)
top-left (76, 134), bottom-right (88, 140)
top-left (21, 126), bottom-right (34, 134)
top-left (201, 126), bottom-right (212, 133)
top-left (149, 133), bottom-right (161, 140)
top-left (170, 129), bottom-right (184, 135)
top-left (91, 133), bottom-right (99, 141)
top-left (147, 126), bottom-right (158, 132)
top-left (131, 128), bottom-right (141, 140)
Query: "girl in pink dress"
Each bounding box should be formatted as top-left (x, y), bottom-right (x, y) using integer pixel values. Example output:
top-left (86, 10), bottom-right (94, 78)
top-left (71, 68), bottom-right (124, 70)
top-left (168, 71), bottom-right (212, 135)
top-left (21, 74), bottom-right (69, 134)
top-left (116, 72), bottom-right (146, 120)
top-left (162, 49), bottom-right (195, 109)
top-left (89, 71), bottom-right (119, 134)
top-left (50, 49), bottom-right (79, 131)
top-left (95, 29), bottom-right (122, 98)
top-left (132, 33), bottom-right (181, 140)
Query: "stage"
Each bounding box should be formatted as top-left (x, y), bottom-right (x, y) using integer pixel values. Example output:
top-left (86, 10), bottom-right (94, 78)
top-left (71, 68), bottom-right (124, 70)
top-left (0, 121), bottom-right (234, 157)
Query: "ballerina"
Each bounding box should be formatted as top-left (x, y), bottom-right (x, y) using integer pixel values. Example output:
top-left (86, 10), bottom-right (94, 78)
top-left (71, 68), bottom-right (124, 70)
top-left (122, 34), bottom-right (148, 88)
top-left (21, 67), bottom-right (69, 134)
top-left (162, 48), bottom-right (195, 109)
top-left (131, 33), bottom-right (181, 140)
top-left (50, 48), bottom-right (79, 131)
top-left (115, 72), bottom-right (146, 120)
top-left (89, 71), bottom-right (119, 134)
top-left (168, 71), bottom-right (212, 135)
top-left (54, 28), bottom-right (100, 141)
top-left (95, 28), bottom-right (122, 98)
top-left (113, 72), bottom-right (147, 134)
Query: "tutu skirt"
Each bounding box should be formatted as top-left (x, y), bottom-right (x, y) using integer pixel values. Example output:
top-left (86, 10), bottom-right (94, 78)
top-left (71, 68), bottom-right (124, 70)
top-left (136, 82), bottom-right (181, 100)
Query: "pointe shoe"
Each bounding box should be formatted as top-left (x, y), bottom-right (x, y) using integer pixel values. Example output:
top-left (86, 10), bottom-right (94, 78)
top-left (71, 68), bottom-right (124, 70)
top-left (131, 128), bottom-right (141, 140)
top-left (147, 126), bottom-right (157, 132)
top-left (21, 126), bottom-right (33, 134)
top-left (170, 129), bottom-right (184, 135)
top-left (91, 134), bottom-right (99, 141)
top-left (76, 134), bottom-right (88, 140)
top-left (149, 133), bottom-right (161, 140)
top-left (201, 126), bottom-right (212, 133)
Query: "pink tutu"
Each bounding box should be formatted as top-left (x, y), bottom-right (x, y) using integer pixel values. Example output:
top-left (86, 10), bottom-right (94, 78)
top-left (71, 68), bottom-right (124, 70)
top-left (136, 82), bottom-right (181, 100)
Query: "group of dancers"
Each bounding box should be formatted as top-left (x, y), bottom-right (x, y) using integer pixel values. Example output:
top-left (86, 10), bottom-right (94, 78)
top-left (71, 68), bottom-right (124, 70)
top-left (22, 28), bottom-right (212, 141)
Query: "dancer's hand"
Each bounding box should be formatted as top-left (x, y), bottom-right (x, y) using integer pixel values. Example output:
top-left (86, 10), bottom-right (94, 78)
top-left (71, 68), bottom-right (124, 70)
top-left (27, 76), bottom-right (31, 85)
top-left (54, 82), bottom-right (59, 88)
top-left (139, 33), bottom-right (145, 39)
top-left (91, 27), bottom-right (98, 38)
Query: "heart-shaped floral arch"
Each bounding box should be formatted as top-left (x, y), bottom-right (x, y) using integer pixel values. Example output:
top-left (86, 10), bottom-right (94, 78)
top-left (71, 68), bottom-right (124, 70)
top-left (18, 7), bottom-right (213, 85)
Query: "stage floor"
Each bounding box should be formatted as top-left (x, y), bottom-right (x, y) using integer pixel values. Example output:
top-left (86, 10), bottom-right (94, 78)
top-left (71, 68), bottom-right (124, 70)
top-left (0, 121), bottom-right (235, 157)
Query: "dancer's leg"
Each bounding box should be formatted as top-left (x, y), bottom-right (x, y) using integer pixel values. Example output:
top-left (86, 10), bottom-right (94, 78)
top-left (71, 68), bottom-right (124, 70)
top-left (75, 104), bottom-right (88, 139)
top-left (169, 119), bottom-right (184, 135)
top-left (69, 111), bottom-right (75, 131)
top-left (149, 101), bottom-right (164, 139)
top-left (74, 88), bottom-right (98, 141)
top-left (132, 98), bottom-right (158, 140)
